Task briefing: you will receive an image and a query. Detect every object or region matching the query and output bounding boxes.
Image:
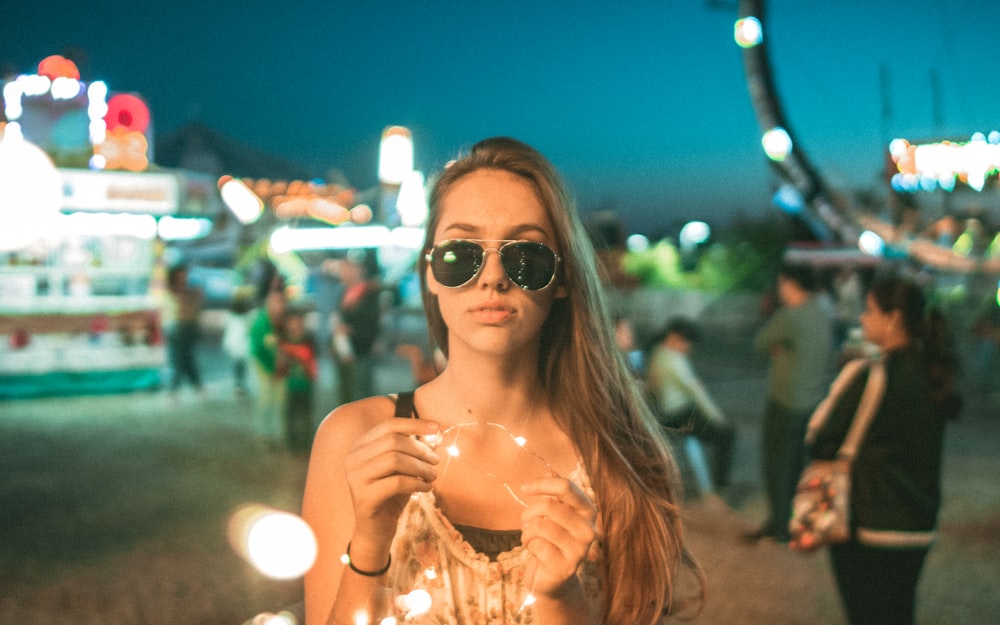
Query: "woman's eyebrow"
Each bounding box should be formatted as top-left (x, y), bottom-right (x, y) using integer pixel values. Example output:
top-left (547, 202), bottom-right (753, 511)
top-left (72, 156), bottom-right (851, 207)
top-left (440, 222), bottom-right (551, 239)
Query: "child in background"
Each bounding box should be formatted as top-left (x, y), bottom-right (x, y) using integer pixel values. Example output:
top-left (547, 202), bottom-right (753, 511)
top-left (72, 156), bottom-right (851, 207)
top-left (279, 307), bottom-right (318, 451)
top-left (221, 290), bottom-right (254, 397)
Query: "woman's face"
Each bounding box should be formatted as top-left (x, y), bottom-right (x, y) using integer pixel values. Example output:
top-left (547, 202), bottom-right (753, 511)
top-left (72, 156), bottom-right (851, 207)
top-left (860, 292), bottom-right (899, 348)
top-left (427, 168), bottom-right (566, 358)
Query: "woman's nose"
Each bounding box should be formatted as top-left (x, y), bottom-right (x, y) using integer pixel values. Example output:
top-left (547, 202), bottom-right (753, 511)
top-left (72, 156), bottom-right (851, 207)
top-left (477, 248), bottom-right (510, 289)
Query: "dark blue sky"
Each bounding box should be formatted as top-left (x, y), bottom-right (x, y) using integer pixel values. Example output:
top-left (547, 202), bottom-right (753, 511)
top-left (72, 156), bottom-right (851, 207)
top-left (3, 1), bottom-right (997, 236)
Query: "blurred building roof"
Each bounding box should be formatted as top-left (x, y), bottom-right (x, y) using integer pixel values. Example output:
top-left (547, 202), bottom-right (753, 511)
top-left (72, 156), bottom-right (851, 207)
top-left (154, 122), bottom-right (322, 182)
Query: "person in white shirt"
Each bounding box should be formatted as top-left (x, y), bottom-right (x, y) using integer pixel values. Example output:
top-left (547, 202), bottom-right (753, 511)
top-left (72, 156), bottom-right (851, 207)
top-left (647, 317), bottom-right (735, 496)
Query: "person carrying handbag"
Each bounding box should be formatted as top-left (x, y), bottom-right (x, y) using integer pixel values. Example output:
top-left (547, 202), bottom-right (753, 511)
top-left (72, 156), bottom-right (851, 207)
top-left (800, 274), bottom-right (961, 625)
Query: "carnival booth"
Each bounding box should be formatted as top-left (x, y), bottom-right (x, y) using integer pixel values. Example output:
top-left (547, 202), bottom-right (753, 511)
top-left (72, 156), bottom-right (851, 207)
top-left (0, 55), bottom-right (221, 398)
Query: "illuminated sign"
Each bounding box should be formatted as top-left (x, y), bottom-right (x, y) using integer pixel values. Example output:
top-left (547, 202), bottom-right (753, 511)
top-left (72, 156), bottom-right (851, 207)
top-left (60, 169), bottom-right (179, 214)
top-left (890, 132), bottom-right (1000, 192)
top-left (1, 54), bottom-right (152, 172)
top-left (379, 125), bottom-right (413, 185)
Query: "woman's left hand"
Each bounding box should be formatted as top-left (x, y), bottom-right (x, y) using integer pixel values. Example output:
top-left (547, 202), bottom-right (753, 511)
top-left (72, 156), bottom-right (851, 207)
top-left (519, 475), bottom-right (598, 598)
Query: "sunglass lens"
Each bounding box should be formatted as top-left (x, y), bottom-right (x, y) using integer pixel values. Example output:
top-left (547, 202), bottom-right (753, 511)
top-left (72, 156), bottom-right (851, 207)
top-left (502, 242), bottom-right (557, 290)
top-left (431, 240), bottom-right (482, 287)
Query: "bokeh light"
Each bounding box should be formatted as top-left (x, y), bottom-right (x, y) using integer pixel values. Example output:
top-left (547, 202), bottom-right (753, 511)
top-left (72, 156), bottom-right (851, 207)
top-left (762, 127), bottom-right (792, 161)
top-left (734, 17), bottom-right (763, 48)
top-left (219, 175), bottom-right (264, 224)
top-left (858, 230), bottom-right (885, 256)
top-left (0, 129), bottom-right (62, 251)
top-left (228, 504), bottom-right (317, 580)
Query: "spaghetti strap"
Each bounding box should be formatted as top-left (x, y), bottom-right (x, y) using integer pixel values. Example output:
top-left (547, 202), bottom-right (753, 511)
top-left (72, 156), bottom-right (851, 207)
top-left (393, 390), bottom-right (420, 419)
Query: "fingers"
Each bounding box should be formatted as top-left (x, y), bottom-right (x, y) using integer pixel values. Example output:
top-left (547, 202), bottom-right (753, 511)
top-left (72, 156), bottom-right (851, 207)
top-left (519, 476), bottom-right (597, 590)
top-left (521, 476), bottom-right (597, 524)
top-left (344, 419), bottom-right (442, 522)
top-left (348, 425), bottom-right (440, 482)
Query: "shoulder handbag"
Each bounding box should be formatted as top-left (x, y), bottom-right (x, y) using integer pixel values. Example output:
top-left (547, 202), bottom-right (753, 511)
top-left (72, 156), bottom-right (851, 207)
top-left (789, 357), bottom-right (886, 552)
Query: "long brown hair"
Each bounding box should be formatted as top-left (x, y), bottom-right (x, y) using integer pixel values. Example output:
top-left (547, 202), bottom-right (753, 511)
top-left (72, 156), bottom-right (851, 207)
top-left (419, 137), bottom-right (703, 624)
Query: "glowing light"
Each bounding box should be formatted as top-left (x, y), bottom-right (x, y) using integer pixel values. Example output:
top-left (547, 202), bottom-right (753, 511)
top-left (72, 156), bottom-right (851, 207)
top-left (734, 17), bottom-right (763, 48)
top-left (395, 589), bottom-right (433, 618)
top-left (105, 93), bottom-right (151, 133)
top-left (891, 133), bottom-right (1000, 192)
top-left (772, 183), bottom-right (804, 214)
top-left (268, 224), bottom-right (423, 253)
top-left (421, 432), bottom-right (443, 448)
top-left (858, 230), bottom-right (885, 256)
top-left (3, 82), bottom-right (23, 119)
top-left (249, 612), bottom-right (297, 625)
top-left (626, 233), bottom-right (650, 252)
top-left (514, 436), bottom-right (527, 447)
top-left (229, 505), bottom-right (317, 580)
top-left (0, 131), bottom-right (62, 251)
top-left (679, 221), bottom-right (711, 248)
top-left (37, 54), bottom-right (80, 80)
top-left (396, 170), bottom-right (428, 226)
top-left (424, 567), bottom-right (438, 580)
top-left (353, 610), bottom-right (371, 625)
top-left (96, 128), bottom-right (149, 171)
top-left (219, 175), bottom-right (264, 224)
top-left (157, 215), bottom-right (212, 241)
top-left (522, 593), bottom-right (537, 607)
top-left (446, 444), bottom-right (460, 457)
top-left (50, 77), bottom-right (82, 100)
top-left (762, 127), bottom-right (792, 161)
top-left (63, 212), bottom-right (158, 240)
top-left (378, 126), bottom-right (413, 185)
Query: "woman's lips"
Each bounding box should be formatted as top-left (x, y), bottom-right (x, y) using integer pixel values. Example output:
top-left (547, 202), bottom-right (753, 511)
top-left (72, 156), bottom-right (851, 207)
top-left (471, 302), bottom-right (514, 324)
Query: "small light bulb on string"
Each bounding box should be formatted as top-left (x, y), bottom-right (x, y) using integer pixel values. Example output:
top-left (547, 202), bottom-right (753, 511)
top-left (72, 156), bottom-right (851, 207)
top-left (394, 589), bottom-right (433, 619)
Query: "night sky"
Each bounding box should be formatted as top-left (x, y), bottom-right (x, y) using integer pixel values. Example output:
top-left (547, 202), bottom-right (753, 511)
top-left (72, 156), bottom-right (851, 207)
top-left (2, 0), bottom-right (997, 236)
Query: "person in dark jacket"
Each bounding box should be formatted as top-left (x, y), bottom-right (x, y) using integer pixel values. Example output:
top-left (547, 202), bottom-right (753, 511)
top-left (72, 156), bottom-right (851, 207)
top-left (331, 251), bottom-right (382, 405)
top-left (807, 274), bottom-right (960, 625)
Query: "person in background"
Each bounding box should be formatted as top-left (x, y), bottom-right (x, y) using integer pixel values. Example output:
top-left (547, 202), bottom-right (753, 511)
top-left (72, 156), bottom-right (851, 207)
top-left (833, 266), bottom-right (865, 348)
top-left (331, 251), bottom-right (382, 405)
top-left (278, 306), bottom-right (318, 452)
top-left (806, 274), bottom-right (960, 625)
top-left (164, 264), bottom-right (204, 399)
top-left (249, 278), bottom-right (287, 448)
top-left (221, 289), bottom-right (254, 397)
top-left (747, 263), bottom-right (834, 542)
top-left (647, 317), bottom-right (735, 500)
top-left (394, 342), bottom-right (446, 386)
top-left (302, 137), bottom-right (703, 625)
top-left (614, 313), bottom-right (645, 376)
top-left (312, 256), bottom-right (344, 359)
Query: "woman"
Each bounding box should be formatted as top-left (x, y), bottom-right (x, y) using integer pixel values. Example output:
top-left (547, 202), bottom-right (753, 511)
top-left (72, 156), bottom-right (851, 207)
top-left (807, 275), bottom-right (960, 625)
top-left (303, 138), bottom-right (701, 625)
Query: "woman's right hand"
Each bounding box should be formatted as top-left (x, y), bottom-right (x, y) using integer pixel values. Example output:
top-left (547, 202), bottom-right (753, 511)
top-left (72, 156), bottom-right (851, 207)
top-left (342, 418), bottom-right (441, 561)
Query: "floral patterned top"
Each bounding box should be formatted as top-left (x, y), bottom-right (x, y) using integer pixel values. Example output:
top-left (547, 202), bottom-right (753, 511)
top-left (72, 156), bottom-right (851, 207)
top-left (384, 464), bottom-right (604, 624)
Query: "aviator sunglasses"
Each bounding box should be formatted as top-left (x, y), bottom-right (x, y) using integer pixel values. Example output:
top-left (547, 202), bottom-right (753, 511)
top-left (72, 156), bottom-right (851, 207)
top-left (425, 239), bottom-right (561, 290)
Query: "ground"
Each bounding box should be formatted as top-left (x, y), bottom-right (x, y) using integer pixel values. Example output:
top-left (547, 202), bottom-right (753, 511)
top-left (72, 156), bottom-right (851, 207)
top-left (1, 328), bottom-right (997, 625)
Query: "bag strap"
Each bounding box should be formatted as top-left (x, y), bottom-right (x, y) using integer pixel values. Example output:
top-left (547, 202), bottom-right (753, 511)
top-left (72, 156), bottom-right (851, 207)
top-left (804, 356), bottom-right (887, 462)
top-left (837, 358), bottom-right (886, 461)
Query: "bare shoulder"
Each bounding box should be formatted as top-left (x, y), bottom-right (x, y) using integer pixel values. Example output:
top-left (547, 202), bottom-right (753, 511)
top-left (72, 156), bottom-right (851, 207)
top-left (313, 394), bottom-right (399, 453)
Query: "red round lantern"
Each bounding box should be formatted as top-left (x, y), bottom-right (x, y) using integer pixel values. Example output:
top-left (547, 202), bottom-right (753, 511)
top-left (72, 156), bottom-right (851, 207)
top-left (37, 54), bottom-right (80, 80)
top-left (105, 93), bottom-right (151, 134)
